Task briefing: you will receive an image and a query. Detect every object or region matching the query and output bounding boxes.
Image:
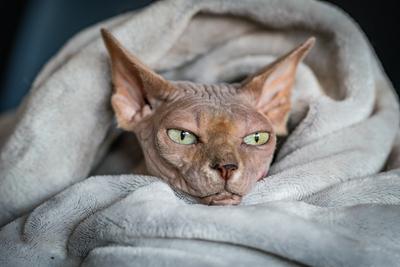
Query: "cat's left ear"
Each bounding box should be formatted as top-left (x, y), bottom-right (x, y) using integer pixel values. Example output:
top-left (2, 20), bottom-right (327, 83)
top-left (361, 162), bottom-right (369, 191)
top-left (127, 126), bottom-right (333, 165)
top-left (240, 38), bottom-right (315, 135)
top-left (101, 29), bottom-right (175, 131)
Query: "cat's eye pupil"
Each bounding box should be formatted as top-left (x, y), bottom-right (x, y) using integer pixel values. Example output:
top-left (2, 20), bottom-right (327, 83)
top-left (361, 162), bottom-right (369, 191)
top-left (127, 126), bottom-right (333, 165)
top-left (254, 132), bottom-right (259, 143)
top-left (180, 131), bottom-right (187, 140)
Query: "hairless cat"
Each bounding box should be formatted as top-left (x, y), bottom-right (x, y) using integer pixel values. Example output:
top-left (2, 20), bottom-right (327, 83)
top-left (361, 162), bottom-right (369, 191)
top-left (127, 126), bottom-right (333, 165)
top-left (101, 29), bottom-right (314, 205)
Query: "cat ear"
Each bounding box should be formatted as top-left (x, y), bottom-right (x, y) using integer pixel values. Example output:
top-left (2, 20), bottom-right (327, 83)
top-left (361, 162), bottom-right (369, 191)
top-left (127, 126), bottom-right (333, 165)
top-left (240, 37), bottom-right (315, 135)
top-left (101, 29), bottom-right (175, 130)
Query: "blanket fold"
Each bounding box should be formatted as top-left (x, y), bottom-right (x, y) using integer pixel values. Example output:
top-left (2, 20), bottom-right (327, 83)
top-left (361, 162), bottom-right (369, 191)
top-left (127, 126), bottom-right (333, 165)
top-left (1, 0), bottom-right (399, 266)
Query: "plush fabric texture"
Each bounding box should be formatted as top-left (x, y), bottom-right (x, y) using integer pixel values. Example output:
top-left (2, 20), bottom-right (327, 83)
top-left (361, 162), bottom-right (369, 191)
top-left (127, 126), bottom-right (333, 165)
top-left (1, 0), bottom-right (400, 266)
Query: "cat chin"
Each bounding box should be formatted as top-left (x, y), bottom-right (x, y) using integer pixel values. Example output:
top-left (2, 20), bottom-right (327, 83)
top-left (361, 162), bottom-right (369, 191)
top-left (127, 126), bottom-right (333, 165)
top-left (200, 191), bottom-right (242, 206)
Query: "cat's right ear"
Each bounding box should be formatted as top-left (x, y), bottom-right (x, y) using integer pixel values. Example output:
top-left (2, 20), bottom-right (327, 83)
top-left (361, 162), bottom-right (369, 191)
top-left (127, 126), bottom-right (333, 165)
top-left (238, 38), bottom-right (314, 135)
top-left (101, 29), bottom-right (174, 131)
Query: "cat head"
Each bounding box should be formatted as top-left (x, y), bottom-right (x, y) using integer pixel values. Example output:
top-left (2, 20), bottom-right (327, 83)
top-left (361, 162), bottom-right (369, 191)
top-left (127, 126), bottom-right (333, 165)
top-left (101, 29), bottom-right (314, 205)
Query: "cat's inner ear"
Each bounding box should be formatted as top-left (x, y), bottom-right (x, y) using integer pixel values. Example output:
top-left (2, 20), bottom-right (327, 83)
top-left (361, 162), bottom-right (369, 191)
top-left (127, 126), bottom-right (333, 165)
top-left (101, 29), bottom-right (174, 130)
top-left (239, 37), bottom-right (315, 135)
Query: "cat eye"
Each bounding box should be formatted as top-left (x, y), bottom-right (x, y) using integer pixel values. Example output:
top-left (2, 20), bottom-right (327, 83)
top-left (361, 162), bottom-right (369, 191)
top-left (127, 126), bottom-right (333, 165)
top-left (243, 132), bottom-right (270, 146)
top-left (167, 129), bottom-right (197, 145)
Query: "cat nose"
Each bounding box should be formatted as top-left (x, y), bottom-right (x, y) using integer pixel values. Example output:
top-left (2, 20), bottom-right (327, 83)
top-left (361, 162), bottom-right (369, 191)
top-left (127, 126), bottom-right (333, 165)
top-left (211, 163), bottom-right (238, 181)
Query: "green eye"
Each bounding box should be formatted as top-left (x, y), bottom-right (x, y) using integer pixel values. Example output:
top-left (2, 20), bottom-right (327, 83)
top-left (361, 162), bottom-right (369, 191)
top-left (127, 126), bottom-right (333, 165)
top-left (167, 129), bottom-right (197, 145)
top-left (243, 132), bottom-right (270, 146)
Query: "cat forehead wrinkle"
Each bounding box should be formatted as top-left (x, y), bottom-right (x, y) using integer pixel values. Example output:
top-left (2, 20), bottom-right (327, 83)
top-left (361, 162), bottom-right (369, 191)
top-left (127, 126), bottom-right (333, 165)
top-left (162, 94), bottom-right (243, 120)
top-left (171, 81), bottom-right (238, 102)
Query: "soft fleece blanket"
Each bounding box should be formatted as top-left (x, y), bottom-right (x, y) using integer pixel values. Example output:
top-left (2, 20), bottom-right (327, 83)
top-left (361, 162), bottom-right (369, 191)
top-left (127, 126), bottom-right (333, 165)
top-left (1, 0), bottom-right (400, 266)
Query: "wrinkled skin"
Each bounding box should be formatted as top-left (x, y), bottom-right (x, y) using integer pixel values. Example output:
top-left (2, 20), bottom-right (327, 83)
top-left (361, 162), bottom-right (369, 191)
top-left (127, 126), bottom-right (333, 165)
top-left (135, 83), bottom-right (276, 205)
top-left (101, 29), bottom-right (314, 205)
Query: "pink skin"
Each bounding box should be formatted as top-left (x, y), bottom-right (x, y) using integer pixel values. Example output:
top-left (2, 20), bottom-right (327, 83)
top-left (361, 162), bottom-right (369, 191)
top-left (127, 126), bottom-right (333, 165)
top-left (101, 29), bottom-right (314, 205)
top-left (136, 98), bottom-right (277, 205)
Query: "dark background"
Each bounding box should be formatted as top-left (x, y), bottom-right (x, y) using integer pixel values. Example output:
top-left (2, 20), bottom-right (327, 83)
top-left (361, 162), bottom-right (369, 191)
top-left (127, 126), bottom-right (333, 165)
top-left (0, 0), bottom-right (399, 112)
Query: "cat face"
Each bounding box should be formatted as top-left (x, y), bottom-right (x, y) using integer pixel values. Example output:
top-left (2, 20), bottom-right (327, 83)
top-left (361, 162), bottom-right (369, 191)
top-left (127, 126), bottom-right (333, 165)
top-left (139, 84), bottom-right (277, 205)
top-left (101, 29), bottom-right (314, 205)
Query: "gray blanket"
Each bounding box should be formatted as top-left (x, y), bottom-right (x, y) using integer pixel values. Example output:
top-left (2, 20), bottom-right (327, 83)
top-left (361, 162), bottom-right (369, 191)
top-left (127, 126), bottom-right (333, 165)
top-left (1, 0), bottom-right (400, 266)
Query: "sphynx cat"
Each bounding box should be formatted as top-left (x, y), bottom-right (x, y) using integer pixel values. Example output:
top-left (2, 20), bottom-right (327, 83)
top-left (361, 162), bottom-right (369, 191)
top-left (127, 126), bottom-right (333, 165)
top-left (101, 29), bottom-right (314, 205)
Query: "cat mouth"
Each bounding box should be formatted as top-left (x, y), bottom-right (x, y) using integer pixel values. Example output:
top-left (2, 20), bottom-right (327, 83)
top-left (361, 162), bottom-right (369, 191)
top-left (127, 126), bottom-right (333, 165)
top-left (200, 191), bottom-right (242, 206)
